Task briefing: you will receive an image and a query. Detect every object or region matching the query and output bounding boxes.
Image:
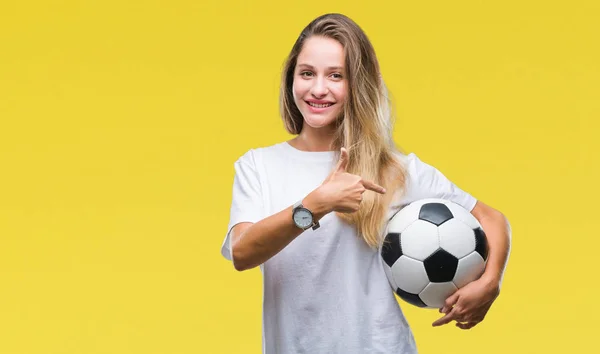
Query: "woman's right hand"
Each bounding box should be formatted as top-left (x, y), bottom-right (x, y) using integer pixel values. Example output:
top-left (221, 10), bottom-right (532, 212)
top-left (316, 147), bottom-right (387, 214)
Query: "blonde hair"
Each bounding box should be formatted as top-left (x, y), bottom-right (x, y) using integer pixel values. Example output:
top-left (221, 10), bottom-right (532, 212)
top-left (280, 13), bottom-right (408, 248)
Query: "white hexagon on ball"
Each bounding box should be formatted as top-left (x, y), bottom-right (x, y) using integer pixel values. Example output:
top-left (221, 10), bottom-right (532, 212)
top-left (382, 261), bottom-right (398, 291)
top-left (446, 202), bottom-right (482, 229)
top-left (419, 282), bottom-right (458, 308)
top-left (453, 252), bottom-right (486, 288)
top-left (400, 220), bottom-right (440, 261)
top-left (391, 256), bottom-right (429, 294)
top-left (387, 202), bottom-right (421, 234)
top-left (438, 219), bottom-right (476, 259)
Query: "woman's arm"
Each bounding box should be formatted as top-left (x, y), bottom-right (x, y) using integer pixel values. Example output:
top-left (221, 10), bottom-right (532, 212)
top-left (432, 200), bottom-right (512, 329)
top-left (230, 147), bottom-right (386, 271)
top-left (471, 200), bottom-right (512, 286)
top-left (230, 190), bottom-right (329, 271)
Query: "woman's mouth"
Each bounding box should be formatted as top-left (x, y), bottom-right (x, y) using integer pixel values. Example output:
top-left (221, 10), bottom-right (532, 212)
top-left (307, 101), bottom-right (333, 108)
top-left (306, 101), bottom-right (334, 112)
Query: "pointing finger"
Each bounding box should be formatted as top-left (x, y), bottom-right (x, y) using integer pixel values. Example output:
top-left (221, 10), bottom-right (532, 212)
top-left (432, 308), bottom-right (458, 327)
top-left (361, 180), bottom-right (386, 194)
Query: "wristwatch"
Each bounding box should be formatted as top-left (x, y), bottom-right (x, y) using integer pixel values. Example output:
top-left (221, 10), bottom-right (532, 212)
top-left (292, 200), bottom-right (320, 231)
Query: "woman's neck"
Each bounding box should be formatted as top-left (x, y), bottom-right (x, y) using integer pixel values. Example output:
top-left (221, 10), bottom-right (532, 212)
top-left (288, 128), bottom-right (336, 152)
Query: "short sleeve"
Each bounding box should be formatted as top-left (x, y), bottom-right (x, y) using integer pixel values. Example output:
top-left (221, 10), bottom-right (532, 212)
top-left (404, 153), bottom-right (477, 212)
top-left (220, 150), bottom-right (265, 261)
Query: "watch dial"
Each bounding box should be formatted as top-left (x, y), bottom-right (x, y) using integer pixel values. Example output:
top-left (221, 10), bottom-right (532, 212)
top-left (294, 208), bottom-right (312, 228)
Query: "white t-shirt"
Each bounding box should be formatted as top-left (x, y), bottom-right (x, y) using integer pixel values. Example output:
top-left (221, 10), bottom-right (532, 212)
top-left (221, 141), bottom-right (477, 354)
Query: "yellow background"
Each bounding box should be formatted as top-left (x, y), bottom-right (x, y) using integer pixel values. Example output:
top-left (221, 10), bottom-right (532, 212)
top-left (1, 0), bottom-right (598, 353)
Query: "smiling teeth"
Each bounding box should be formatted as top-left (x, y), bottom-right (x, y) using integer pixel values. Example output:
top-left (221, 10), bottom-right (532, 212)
top-left (308, 102), bottom-right (333, 108)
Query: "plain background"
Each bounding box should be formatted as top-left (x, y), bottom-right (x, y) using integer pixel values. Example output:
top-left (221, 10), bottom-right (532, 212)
top-left (1, 0), bottom-right (598, 353)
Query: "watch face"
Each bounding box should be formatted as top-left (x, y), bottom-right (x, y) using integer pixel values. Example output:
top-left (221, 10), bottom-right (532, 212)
top-left (293, 208), bottom-right (313, 228)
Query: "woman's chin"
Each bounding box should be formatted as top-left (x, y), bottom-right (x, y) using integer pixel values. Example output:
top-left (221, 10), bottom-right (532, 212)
top-left (303, 114), bottom-right (337, 129)
top-left (304, 121), bottom-right (334, 129)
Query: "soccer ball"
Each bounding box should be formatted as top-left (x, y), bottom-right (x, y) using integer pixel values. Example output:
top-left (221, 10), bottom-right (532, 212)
top-left (380, 198), bottom-right (489, 309)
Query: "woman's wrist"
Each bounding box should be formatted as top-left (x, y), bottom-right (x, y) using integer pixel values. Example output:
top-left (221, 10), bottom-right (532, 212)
top-left (480, 271), bottom-right (502, 290)
top-left (303, 188), bottom-right (331, 221)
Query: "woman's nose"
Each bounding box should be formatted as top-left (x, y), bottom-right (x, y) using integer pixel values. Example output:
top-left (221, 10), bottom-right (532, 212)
top-left (310, 77), bottom-right (328, 97)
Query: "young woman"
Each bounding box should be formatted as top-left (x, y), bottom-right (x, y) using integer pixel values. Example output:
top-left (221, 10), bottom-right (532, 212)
top-left (221, 13), bottom-right (511, 353)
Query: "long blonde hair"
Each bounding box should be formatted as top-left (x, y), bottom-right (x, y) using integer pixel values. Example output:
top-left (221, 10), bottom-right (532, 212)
top-left (280, 13), bottom-right (408, 248)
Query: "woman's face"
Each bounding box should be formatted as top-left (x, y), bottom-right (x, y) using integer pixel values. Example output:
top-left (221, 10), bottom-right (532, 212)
top-left (293, 36), bottom-right (347, 130)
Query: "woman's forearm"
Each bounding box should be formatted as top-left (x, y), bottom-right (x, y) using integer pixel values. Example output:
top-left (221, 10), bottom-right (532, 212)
top-left (232, 189), bottom-right (330, 271)
top-left (478, 211), bottom-right (512, 287)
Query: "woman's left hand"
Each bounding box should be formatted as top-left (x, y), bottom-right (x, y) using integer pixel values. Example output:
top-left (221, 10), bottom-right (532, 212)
top-left (431, 275), bottom-right (500, 330)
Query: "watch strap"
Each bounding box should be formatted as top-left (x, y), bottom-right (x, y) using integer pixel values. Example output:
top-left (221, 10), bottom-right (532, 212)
top-left (293, 199), bottom-right (303, 210)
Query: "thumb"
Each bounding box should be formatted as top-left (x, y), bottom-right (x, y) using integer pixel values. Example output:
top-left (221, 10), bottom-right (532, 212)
top-left (441, 292), bottom-right (460, 314)
top-left (334, 147), bottom-right (348, 173)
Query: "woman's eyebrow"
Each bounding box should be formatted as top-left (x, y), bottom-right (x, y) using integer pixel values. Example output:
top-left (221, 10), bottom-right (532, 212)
top-left (297, 63), bottom-right (344, 70)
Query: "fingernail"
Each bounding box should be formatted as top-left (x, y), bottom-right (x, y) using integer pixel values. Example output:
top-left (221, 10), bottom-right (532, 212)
top-left (382, 188), bottom-right (386, 193)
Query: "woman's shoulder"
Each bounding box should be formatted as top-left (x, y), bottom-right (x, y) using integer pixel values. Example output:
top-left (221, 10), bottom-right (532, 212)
top-left (232, 141), bottom-right (288, 165)
top-left (391, 149), bottom-right (418, 167)
top-left (391, 150), bottom-right (438, 181)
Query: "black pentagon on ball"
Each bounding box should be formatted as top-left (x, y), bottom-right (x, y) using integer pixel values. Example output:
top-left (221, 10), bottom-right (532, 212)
top-left (381, 232), bottom-right (403, 267)
top-left (474, 227), bottom-right (489, 260)
top-left (396, 288), bottom-right (427, 308)
top-left (423, 249), bottom-right (459, 282)
top-left (419, 203), bottom-right (454, 226)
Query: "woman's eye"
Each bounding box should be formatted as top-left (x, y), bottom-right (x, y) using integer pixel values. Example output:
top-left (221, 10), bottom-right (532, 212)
top-left (300, 71), bottom-right (313, 77)
top-left (331, 73), bottom-right (343, 79)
